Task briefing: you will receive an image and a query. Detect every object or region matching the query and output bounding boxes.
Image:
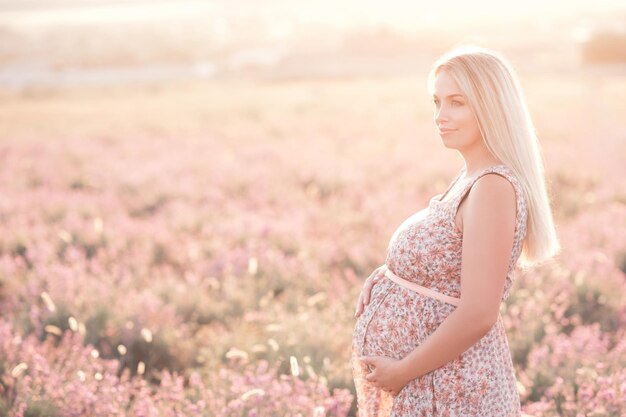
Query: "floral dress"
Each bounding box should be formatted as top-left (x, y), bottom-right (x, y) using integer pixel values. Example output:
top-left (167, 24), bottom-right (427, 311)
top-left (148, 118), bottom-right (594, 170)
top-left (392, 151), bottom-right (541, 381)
top-left (351, 164), bottom-right (528, 417)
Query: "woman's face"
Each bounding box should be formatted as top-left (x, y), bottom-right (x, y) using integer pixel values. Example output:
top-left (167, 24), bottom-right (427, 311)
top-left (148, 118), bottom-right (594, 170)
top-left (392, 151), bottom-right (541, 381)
top-left (432, 70), bottom-right (483, 151)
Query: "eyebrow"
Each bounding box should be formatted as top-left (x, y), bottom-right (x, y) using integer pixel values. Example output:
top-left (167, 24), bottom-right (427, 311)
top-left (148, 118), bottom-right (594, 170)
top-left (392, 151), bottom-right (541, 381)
top-left (432, 93), bottom-right (464, 99)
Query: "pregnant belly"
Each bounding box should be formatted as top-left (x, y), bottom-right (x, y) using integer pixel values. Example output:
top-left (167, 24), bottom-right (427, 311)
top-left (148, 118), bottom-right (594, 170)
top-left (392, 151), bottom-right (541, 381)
top-left (353, 282), bottom-right (425, 359)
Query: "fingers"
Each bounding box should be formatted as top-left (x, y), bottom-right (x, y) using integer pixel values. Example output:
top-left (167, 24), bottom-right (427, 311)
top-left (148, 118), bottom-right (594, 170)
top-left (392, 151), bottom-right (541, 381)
top-left (355, 274), bottom-right (375, 318)
top-left (355, 286), bottom-right (370, 318)
top-left (365, 372), bottom-right (397, 396)
top-left (362, 281), bottom-right (372, 306)
top-left (354, 292), bottom-right (364, 317)
top-left (355, 266), bottom-right (387, 318)
top-left (364, 268), bottom-right (386, 305)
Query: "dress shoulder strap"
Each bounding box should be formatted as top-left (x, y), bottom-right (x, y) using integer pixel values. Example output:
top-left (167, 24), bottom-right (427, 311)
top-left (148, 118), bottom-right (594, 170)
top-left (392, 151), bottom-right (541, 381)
top-left (455, 165), bottom-right (524, 204)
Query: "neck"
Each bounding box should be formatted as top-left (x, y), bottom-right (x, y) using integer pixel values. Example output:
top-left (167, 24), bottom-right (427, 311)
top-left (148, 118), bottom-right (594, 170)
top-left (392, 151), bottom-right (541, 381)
top-left (459, 143), bottom-right (502, 178)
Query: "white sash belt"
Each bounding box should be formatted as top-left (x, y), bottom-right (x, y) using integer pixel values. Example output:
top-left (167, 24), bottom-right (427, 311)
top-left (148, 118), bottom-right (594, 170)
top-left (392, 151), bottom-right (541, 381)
top-left (383, 265), bottom-right (461, 307)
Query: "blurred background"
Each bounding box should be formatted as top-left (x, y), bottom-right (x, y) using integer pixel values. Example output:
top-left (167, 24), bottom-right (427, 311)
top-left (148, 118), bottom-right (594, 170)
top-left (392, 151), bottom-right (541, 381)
top-left (1, 0), bottom-right (626, 85)
top-left (0, 1), bottom-right (625, 416)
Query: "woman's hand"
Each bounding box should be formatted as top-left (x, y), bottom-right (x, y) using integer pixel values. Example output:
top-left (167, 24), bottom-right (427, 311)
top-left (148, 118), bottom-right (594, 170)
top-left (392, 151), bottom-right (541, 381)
top-left (360, 355), bottom-right (410, 396)
top-left (354, 264), bottom-right (387, 318)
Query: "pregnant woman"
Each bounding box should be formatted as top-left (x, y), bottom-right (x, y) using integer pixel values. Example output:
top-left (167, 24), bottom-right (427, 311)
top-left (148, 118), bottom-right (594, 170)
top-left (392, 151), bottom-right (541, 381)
top-left (351, 45), bottom-right (560, 416)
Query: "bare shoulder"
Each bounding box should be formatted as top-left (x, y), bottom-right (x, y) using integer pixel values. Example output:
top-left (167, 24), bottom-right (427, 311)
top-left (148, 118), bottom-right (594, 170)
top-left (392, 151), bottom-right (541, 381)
top-left (464, 173), bottom-right (517, 225)
top-left (472, 173), bottom-right (516, 201)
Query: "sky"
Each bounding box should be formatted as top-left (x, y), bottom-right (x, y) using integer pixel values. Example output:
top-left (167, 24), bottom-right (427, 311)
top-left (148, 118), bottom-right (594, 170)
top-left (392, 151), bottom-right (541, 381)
top-left (0, 0), bottom-right (624, 33)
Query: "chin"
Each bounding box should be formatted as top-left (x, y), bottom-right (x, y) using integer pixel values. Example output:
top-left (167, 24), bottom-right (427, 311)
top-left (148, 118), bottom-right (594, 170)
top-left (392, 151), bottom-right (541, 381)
top-left (440, 138), bottom-right (458, 150)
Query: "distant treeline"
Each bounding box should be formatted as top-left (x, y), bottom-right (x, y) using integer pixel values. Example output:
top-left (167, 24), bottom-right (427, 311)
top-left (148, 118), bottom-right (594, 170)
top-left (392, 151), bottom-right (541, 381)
top-left (582, 30), bottom-right (626, 64)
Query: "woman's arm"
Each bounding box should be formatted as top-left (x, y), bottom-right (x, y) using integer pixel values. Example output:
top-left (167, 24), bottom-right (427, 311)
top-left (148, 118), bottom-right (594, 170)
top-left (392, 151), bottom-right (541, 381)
top-left (397, 173), bottom-right (517, 382)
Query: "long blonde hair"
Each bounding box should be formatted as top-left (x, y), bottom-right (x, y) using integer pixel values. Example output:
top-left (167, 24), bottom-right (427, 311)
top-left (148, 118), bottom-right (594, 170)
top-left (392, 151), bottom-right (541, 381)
top-left (427, 44), bottom-right (560, 267)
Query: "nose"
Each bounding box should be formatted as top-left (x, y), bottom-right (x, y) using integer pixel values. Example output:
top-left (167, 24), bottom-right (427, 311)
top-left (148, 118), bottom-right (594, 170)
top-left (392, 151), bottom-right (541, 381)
top-left (434, 105), bottom-right (449, 126)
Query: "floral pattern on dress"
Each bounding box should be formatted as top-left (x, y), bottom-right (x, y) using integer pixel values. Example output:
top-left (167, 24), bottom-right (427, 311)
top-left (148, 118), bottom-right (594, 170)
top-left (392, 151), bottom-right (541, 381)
top-left (352, 164), bottom-right (528, 417)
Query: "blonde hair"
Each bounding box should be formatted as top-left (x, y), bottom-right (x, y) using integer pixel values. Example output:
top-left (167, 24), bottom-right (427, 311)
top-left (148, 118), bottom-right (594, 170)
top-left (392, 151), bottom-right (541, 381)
top-left (427, 44), bottom-right (560, 268)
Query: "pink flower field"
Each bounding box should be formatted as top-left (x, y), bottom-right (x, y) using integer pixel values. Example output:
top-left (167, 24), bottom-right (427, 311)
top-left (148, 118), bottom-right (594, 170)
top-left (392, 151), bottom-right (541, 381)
top-left (0, 72), bottom-right (624, 416)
